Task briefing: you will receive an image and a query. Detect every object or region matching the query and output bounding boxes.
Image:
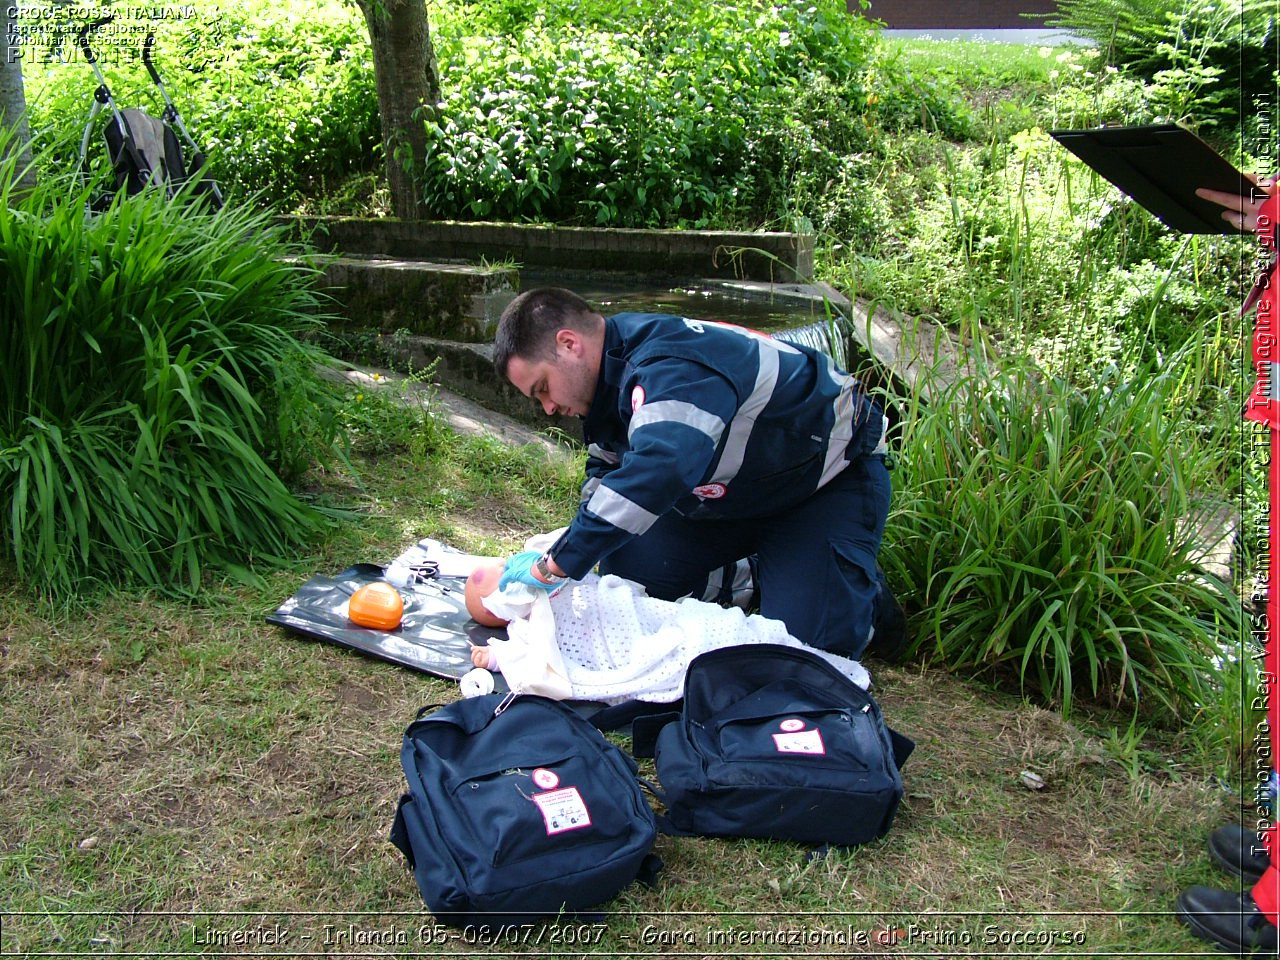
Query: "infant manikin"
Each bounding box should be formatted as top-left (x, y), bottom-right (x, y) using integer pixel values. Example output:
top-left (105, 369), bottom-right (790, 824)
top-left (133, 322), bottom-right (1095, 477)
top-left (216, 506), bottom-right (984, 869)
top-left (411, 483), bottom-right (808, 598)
top-left (461, 555), bottom-right (870, 704)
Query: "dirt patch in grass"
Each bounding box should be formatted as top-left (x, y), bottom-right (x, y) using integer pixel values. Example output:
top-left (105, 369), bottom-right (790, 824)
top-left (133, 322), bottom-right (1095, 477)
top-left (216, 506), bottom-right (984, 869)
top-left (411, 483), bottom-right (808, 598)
top-left (444, 493), bottom-right (533, 545)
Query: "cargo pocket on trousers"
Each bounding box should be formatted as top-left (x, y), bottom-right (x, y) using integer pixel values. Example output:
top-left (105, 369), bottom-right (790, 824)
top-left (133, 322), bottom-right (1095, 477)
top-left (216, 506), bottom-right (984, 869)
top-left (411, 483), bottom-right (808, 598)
top-left (824, 540), bottom-right (879, 658)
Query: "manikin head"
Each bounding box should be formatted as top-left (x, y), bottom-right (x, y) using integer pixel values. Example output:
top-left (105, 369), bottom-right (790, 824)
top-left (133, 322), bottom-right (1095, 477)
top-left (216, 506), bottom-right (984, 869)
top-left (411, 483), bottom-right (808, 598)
top-left (493, 287), bottom-right (606, 419)
top-left (464, 558), bottom-right (509, 628)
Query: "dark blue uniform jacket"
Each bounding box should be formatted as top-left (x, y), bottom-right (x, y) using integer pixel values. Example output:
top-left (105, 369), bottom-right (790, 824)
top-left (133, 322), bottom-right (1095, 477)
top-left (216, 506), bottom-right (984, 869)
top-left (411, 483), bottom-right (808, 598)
top-left (549, 312), bottom-right (886, 579)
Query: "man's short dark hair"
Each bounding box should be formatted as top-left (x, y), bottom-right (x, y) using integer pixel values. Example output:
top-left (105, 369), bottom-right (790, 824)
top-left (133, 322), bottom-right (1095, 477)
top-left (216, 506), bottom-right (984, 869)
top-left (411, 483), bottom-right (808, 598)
top-left (494, 287), bottom-right (600, 379)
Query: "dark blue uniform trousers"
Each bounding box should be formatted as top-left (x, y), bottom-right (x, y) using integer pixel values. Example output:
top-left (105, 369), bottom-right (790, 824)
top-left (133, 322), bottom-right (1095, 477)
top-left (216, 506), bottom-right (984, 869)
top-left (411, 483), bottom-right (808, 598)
top-left (598, 455), bottom-right (891, 659)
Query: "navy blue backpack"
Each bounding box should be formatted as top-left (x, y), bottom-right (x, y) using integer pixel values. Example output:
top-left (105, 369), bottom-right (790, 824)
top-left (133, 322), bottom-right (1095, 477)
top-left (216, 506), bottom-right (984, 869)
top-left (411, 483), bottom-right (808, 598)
top-left (390, 694), bottom-right (659, 929)
top-left (631, 644), bottom-right (912, 847)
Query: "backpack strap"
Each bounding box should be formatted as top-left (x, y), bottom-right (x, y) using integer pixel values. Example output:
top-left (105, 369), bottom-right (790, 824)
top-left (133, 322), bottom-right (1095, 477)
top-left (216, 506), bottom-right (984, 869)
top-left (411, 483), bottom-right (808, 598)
top-left (587, 698), bottom-right (681, 733)
top-left (388, 793), bottom-right (415, 868)
top-left (889, 728), bottom-right (915, 770)
top-left (630, 711), bottom-right (680, 759)
top-left (636, 852), bottom-right (665, 886)
top-left (636, 777), bottom-right (692, 838)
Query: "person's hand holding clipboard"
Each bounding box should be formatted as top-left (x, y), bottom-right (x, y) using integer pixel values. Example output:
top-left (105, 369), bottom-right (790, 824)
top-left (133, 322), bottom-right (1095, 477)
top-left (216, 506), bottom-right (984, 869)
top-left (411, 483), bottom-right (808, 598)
top-left (1049, 123), bottom-right (1260, 234)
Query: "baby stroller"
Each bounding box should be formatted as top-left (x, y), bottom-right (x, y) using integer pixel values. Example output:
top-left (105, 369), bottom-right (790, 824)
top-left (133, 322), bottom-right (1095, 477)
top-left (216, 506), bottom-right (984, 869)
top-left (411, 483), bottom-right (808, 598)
top-left (76, 17), bottom-right (223, 210)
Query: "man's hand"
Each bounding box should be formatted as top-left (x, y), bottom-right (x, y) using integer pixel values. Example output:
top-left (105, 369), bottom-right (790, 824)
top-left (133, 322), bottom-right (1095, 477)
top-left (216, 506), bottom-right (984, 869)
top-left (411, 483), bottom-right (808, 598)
top-left (499, 550), bottom-right (562, 592)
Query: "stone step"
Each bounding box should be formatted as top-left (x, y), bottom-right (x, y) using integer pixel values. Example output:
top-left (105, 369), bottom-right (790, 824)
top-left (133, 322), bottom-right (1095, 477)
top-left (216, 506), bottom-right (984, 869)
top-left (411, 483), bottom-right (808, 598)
top-left (282, 216), bottom-right (814, 283)
top-left (325, 328), bottom-right (580, 436)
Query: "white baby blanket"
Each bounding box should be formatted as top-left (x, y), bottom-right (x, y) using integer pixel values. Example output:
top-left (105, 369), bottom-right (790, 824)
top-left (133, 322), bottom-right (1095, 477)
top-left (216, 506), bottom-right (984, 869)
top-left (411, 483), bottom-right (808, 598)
top-left (481, 572), bottom-right (871, 704)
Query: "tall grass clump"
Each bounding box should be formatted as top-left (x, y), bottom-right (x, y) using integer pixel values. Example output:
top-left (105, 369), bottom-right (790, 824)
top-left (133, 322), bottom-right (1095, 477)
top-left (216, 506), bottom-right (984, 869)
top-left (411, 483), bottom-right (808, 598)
top-left (881, 337), bottom-right (1242, 720)
top-left (0, 142), bottom-right (343, 599)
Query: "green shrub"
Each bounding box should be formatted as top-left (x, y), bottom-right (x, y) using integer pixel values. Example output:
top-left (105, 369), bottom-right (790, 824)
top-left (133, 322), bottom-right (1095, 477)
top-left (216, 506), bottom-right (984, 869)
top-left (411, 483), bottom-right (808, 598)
top-left (22, 0), bottom-right (379, 204)
top-left (192, 3), bottom-right (379, 200)
top-left (750, 59), bottom-right (973, 244)
top-left (881, 339), bottom-right (1242, 719)
top-left (0, 144), bottom-right (344, 598)
top-left (19, 0), bottom-right (963, 227)
top-left (856, 42), bottom-right (976, 140)
top-left (1037, 47), bottom-right (1160, 129)
top-left (422, 26), bottom-right (751, 226)
top-left (1049, 0), bottom-right (1276, 128)
top-left (836, 123), bottom-right (1247, 380)
top-left (420, 0), bottom-right (925, 228)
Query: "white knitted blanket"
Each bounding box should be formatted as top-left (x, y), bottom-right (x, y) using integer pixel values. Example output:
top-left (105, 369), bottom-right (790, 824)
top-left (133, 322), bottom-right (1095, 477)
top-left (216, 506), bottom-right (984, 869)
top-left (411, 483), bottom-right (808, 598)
top-left (481, 573), bottom-right (871, 704)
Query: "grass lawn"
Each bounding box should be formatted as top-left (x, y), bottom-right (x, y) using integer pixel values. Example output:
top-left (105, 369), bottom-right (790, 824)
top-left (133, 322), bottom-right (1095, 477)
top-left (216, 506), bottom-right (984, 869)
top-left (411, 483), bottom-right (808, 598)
top-left (884, 36), bottom-right (1062, 87)
top-left (0, 388), bottom-right (1244, 957)
top-left (882, 36), bottom-right (1062, 130)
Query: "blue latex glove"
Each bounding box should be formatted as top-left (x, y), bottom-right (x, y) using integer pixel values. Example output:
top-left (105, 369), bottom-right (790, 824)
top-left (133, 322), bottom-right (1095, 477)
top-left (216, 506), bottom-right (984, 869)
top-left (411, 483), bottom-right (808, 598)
top-left (499, 550), bottom-right (560, 592)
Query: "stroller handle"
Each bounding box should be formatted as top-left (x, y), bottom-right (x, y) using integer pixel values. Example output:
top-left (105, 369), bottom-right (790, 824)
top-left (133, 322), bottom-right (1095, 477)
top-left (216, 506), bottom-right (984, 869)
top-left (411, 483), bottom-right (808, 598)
top-left (77, 16), bottom-right (115, 65)
top-left (141, 33), bottom-right (162, 86)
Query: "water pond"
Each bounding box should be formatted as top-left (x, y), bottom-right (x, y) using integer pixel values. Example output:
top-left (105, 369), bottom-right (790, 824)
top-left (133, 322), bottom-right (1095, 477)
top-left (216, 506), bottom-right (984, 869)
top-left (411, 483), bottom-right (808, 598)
top-left (521, 273), bottom-right (852, 366)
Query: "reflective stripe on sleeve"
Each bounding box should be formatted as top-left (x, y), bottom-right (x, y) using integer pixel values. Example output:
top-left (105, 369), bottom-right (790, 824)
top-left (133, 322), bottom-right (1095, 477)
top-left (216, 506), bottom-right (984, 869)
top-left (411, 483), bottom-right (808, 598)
top-left (627, 400), bottom-right (726, 445)
top-left (871, 414), bottom-right (889, 455)
top-left (817, 357), bottom-right (858, 487)
top-left (816, 357), bottom-right (888, 488)
top-left (585, 484), bottom-right (659, 536)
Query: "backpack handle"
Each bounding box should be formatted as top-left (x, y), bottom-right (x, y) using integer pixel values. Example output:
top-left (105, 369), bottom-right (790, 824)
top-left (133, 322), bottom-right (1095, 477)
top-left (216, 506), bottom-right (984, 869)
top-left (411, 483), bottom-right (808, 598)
top-left (587, 699), bottom-right (681, 758)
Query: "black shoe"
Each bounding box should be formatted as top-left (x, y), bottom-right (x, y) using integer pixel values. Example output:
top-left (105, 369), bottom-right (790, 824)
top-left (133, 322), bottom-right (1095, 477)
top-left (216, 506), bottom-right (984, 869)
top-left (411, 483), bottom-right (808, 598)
top-left (1176, 885), bottom-right (1278, 955)
top-left (866, 570), bottom-right (908, 663)
top-left (1211, 824), bottom-right (1271, 884)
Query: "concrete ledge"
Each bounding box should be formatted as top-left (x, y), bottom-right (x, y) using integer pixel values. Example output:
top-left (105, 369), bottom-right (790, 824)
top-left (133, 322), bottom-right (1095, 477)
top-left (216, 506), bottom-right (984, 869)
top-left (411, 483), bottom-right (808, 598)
top-left (281, 216), bottom-right (814, 283)
top-left (321, 278), bottom-right (961, 432)
top-left (319, 256), bottom-right (516, 342)
top-left (806, 282), bottom-right (970, 401)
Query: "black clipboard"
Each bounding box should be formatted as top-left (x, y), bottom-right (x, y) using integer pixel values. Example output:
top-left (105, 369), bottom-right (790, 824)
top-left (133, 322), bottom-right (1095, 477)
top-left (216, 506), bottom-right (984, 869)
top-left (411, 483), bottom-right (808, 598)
top-left (1049, 123), bottom-right (1253, 234)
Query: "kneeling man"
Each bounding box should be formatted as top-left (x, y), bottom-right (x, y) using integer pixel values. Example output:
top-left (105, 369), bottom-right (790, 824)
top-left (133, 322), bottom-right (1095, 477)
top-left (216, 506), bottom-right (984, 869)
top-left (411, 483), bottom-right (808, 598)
top-left (492, 286), bottom-right (901, 659)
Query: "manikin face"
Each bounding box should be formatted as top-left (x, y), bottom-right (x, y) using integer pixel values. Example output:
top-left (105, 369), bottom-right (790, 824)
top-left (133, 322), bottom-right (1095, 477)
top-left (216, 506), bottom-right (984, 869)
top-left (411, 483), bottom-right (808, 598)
top-left (505, 328), bottom-right (599, 419)
top-left (465, 559), bottom-right (509, 628)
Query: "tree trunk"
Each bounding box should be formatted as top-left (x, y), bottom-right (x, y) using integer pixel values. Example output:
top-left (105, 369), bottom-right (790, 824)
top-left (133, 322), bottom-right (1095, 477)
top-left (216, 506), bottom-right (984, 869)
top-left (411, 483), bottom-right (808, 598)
top-left (356, 0), bottom-right (440, 220)
top-left (1, 7), bottom-right (35, 188)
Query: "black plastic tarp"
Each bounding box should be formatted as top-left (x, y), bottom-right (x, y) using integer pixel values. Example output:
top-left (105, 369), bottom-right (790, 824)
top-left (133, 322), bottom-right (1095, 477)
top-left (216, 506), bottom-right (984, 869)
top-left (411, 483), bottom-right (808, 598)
top-left (267, 540), bottom-right (510, 689)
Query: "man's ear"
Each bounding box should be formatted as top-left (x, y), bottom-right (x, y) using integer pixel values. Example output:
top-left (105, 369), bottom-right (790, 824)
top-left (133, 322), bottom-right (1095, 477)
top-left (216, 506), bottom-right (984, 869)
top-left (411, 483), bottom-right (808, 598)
top-left (554, 328), bottom-right (582, 356)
